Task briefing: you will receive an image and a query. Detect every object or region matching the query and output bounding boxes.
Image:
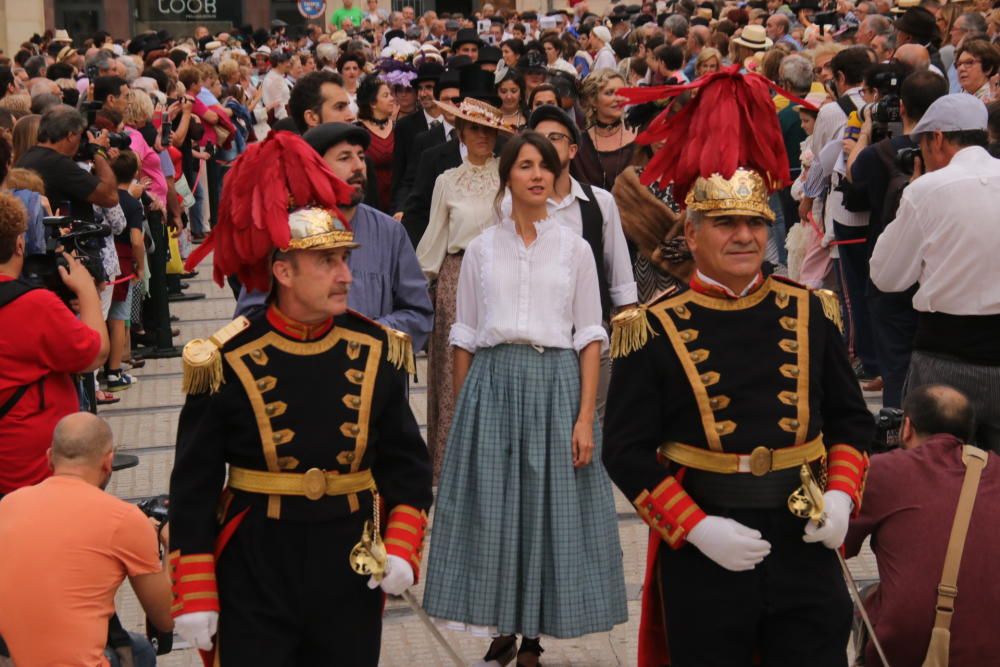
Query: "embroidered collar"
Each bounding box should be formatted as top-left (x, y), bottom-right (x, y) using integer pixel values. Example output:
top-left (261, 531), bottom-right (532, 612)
top-left (266, 304), bottom-right (334, 341)
top-left (690, 270), bottom-right (764, 299)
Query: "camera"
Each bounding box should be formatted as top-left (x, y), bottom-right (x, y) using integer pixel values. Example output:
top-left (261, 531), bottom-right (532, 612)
top-left (21, 216), bottom-right (111, 302)
top-left (136, 494), bottom-right (169, 524)
top-left (874, 407), bottom-right (904, 452)
top-left (863, 71), bottom-right (904, 142)
top-left (896, 146), bottom-right (922, 175)
top-left (75, 101), bottom-right (132, 161)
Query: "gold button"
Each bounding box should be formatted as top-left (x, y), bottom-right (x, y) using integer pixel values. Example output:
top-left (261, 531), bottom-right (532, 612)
top-left (709, 398), bottom-right (719, 408)
top-left (681, 332), bottom-right (691, 341)
top-left (350, 425), bottom-right (360, 436)
top-left (345, 452), bottom-right (355, 463)
top-left (352, 371), bottom-right (364, 382)
top-left (715, 424), bottom-right (726, 433)
top-left (251, 349), bottom-right (263, 359)
top-left (676, 306), bottom-right (687, 314)
top-left (273, 432), bottom-right (284, 444)
top-left (701, 374), bottom-right (711, 383)
top-left (351, 397), bottom-right (361, 408)
top-left (257, 379), bottom-right (269, 390)
top-left (789, 393), bottom-right (798, 401)
top-left (749, 446), bottom-right (772, 476)
top-left (789, 367), bottom-right (800, 377)
top-left (266, 404), bottom-right (277, 416)
top-left (789, 419), bottom-right (800, 428)
top-left (789, 342), bottom-right (799, 350)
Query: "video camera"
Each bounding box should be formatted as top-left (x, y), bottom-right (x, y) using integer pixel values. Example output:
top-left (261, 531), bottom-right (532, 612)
top-left (135, 494), bottom-right (173, 656)
top-left (874, 407), bottom-right (904, 452)
top-left (862, 70), bottom-right (904, 143)
top-left (76, 101), bottom-right (132, 162)
top-left (21, 216), bottom-right (111, 302)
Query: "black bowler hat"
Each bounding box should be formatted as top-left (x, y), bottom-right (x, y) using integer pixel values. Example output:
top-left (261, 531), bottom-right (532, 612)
top-left (414, 61), bottom-right (445, 85)
top-left (477, 45), bottom-right (502, 65)
top-left (452, 28), bottom-right (483, 50)
top-left (303, 122), bottom-right (371, 156)
top-left (527, 104), bottom-right (580, 145)
top-left (894, 7), bottom-right (939, 43)
top-left (457, 66), bottom-right (501, 107)
top-left (517, 50), bottom-right (548, 74)
top-left (435, 68), bottom-right (463, 97)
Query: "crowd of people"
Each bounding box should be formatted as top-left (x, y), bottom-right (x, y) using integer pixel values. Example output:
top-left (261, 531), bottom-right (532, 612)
top-left (0, 0), bottom-right (998, 664)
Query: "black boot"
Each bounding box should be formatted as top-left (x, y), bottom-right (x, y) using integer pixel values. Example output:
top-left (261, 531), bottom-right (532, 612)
top-left (516, 637), bottom-right (543, 667)
top-left (482, 634), bottom-right (518, 666)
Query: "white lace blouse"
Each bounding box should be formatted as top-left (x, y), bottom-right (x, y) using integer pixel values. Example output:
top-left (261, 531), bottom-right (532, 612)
top-left (416, 158), bottom-right (500, 280)
top-left (449, 217), bottom-right (609, 353)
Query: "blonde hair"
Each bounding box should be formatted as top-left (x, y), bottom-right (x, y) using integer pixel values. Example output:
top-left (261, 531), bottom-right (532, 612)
top-left (122, 88), bottom-right (154, 128)
top-left (5, 167), bottom-right (45, 194)
top-left (695, 47), bottom-right (723, 75)
top-left (11, 113), bottom-right (40, 164)
top-left (581, 68), bottom-right (625, 126)
top-left (218, 58), bottom-right (240, 83)
top-left (803, 42), bottom-right (845, 65)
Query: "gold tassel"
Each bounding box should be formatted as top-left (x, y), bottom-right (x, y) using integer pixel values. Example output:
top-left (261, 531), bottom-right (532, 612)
top-left (384, 328), bottom-right (416, 374)
top-left (610, 306), bottom-right (657, 359)
top-left (181, 339), bottom-right (224, 395)
top-left (814, 289), bottom-right (844, 333)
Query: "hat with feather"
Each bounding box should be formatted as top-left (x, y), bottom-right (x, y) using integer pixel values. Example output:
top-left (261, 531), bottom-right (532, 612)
top-left (184, 131), bottom-right (358, 292)
top-left (617, 64), bottom-right (797, 222)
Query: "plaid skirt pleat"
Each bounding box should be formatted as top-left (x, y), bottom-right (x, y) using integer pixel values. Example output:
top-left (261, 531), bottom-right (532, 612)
top-left (422, 344), bottom-right (628, 639)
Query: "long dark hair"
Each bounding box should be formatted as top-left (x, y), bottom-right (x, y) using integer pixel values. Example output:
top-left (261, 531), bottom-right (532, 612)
top-left (356, 75), bottom-right (387, 122)
top-left (494, 130), bottom-right (561, 216)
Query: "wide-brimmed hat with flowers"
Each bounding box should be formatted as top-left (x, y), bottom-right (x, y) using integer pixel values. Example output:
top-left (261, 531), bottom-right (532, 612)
top-left (434, 97), bottom-right (517, 134)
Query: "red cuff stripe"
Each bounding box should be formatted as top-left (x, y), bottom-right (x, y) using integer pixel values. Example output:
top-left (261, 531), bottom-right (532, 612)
top-left (826, 444), bottom-right (869, 515)
top-left (383, 505), bottom-right (428, 583)
top-left (169, 551), bottom-right (220, 617)
top-left (634, 476), bottom-right (707, 549)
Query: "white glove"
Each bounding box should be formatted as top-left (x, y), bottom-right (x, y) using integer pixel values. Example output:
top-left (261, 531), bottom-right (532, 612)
top-left (174, 610), bottom-right (218, 651)
top-left (803, 490), bottom-right (853, 549)
top-left (686, 516), bottom-right (772, 572)
top-left (367, 554), bottom-right (414, 596)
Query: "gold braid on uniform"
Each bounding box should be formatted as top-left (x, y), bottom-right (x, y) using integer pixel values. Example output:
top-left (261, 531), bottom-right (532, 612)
top-left (814, 289), bottom-right (844, 333)
top-left (182, 317), bottom-right (251, 395)
top-left (610, 305), bottom-right (657, 359)
top-left (383, 327), bottom-right (416, 374)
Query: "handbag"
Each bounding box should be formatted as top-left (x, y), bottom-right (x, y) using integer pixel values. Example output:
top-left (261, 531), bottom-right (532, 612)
top-left (173, 174), bottom-right (196, 210)
top-left (920, 445), bottom-right (989, 667)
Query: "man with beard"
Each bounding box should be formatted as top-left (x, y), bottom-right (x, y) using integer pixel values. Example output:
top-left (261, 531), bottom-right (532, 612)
top-left (235, 124), bottom-right (432, 354)
top-left (391, 62), bottom-right (444, 217)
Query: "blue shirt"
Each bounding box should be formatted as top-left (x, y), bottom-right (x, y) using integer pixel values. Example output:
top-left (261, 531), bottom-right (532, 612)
top-left (236, 204), bottom-right (434, 351)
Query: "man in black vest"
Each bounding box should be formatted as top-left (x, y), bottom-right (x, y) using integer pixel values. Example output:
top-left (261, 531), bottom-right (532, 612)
top-left (391, 62), bottom-right (444, 218)
top-left (524, 106), bottom-right (637, 420)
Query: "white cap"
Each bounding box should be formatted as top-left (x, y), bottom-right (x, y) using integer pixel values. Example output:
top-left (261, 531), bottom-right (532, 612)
top-left (254, 45), bottom-right (272, 56)
top-left (910, 93), bottom-right (988, 136)
top-left (591, 25), bottom-right (612, 44)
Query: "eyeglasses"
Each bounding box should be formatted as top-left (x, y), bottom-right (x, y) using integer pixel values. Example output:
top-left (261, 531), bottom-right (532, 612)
top-left (956, 58), bottom-right (982, 69)
top-left (544, 131), bottom-right (572, 143)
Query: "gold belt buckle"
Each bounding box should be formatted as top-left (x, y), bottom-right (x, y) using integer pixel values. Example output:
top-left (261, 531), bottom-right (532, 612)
top-left (748, 446), bottom-right (773, 476)
top-left (302, 468), bottom-right (327, 500)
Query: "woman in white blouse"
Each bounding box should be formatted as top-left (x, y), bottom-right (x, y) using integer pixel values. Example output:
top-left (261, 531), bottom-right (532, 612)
top-left (421, 133), bottom-right (628, 667)
top-left (415, 98), bottom-right (512, 481)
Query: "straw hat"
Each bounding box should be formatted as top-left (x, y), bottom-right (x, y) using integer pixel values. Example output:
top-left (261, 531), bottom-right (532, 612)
top-left (731, 24), bottom-right (773, 51)
top-left (434, 97), bottom-right (517, 134)
top-left (53, 29), bottom-right (72, 44)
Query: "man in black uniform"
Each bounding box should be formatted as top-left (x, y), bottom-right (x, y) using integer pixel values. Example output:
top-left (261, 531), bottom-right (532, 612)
top-left (605, 69), bottom-right (874, 667)
top-left (168, 132), bottom-right (432, 666)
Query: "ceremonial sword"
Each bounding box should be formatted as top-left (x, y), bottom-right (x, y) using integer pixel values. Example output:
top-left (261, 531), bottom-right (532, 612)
top-left (790, 464), bottom-right (892, 667)
top-left (400, 590), bottom-right (466, 667)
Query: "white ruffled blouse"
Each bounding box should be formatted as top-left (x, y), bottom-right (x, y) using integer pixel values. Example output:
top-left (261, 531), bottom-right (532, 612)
top-left (449, 216), bottom-right (608, 354)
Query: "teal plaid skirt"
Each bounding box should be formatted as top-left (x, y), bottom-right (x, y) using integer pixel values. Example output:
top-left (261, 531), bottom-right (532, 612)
top-left (421, 344), bottom-right (628, 638)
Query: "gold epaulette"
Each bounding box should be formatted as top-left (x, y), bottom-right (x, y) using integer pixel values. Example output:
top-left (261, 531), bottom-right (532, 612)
top-left (383, 326), bottom-right (416, 374)
top-left (181, 316), bottom-right (251, 395)
top-left (610, 305), bottom-right (657, 359)
top-left (814, 289), bottom-right (844, 333)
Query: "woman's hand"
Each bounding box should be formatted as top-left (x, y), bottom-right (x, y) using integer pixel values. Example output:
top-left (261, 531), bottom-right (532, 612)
top-left (572, 418), bottom-right (594, 468)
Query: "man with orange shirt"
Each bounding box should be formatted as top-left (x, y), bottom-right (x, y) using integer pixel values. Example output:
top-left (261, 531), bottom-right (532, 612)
top-left (0, 412), bottom-right (173, 666)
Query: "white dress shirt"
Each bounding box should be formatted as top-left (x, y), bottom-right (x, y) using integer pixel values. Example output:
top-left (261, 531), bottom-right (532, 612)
top-left (450, 217), bottom-right (608, 353)
top-left (811, 86), bottom-right (868, 227)
top-left (261, 69), bottom-right (290, 120)
top-left (416, 158), bottom-right (498, 279)
top-left (592, 45), bottom-right (617, 72)
top-left (499, 178), bottom-right (637, 307)
top-left (871, 146), bottom-right (1000, 315)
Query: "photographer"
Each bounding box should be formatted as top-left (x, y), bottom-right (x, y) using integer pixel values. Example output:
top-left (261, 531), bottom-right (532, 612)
top-left (845, 385), bottom-right (1000, 666)
top-left (845, 69), bottom-right (948, 407)
top-left (15, 105), bottom-right (119, 221)
top-left (0, 413), bottom-right (173, 666)
top-left (871, 93), bottom-right (1000, 453)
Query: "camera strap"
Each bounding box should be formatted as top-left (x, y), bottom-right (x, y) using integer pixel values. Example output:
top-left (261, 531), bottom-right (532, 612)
top-left (0, 279), bottom-right (44, 420)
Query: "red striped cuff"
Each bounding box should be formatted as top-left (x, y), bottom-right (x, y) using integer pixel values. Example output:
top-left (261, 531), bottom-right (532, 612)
top-left (168, 551), bottom-right (219, 617)
top-left (826, 444), bottom-right (869, 515)
top-left (383, 505), bottom-right (428, 583)
top-left (633, 476), bottom-right (707, 549)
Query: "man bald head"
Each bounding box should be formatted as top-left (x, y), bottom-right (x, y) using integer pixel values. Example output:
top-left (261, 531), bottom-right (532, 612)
top-left (901, 384), bottom-right (976, 449)
top-left (49, 413), bottom-right (115, 487)
top-left (893, 43), bottom-right (931, 71)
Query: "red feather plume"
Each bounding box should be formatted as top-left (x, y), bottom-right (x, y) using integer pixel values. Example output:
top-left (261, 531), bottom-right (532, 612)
top-left (184, 131), bottom-right (358, 292)
top-left (618, 65), bottom-right (793, 209)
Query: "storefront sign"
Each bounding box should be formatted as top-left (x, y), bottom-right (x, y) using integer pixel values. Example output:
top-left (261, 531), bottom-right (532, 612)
top-left (297, 0), bottom-right (326, 18)
top-left (138, 0), bottom-right (241, 22)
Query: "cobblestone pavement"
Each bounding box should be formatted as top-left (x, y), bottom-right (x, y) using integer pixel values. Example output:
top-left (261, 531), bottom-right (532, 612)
top-left (108, 272), bottom-right (879, 666)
